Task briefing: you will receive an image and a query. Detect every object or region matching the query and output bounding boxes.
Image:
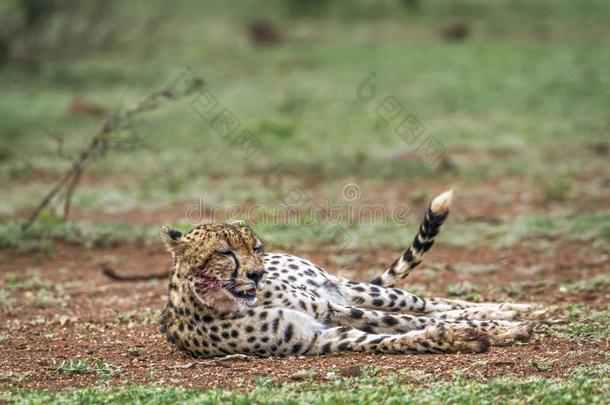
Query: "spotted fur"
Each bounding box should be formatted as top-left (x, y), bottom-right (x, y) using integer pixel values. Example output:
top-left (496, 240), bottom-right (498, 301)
top-left (160, 191), bottom-right (542, 358)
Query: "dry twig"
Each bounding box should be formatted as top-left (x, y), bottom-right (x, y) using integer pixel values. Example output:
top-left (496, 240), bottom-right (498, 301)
top-left (101, 265), bottom-right (168, 282)
top-left (23, 76), bottom-right (203, 230)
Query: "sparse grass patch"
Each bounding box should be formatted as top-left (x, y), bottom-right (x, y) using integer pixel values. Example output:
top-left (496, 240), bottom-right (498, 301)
top-left (532, 173), bottom-right (573, 202)
top-left (2, 269), bottom-right (51, 293)
top-left (126, 346), bottom-right (143, 357)
top-left (1, 269), bottom-right (67, 309)
top-left (0, 289), bottom-right (14, 312)
top-left (25, 288), bottom-right (65, 309)
top-left (526, 357), bottom-right (556, 372)
top-left (2, 210), bottom-right (609, 253)
top-left (0, 220), bottom-right (158, 252)
top-left (441, 212), bottom-right (610, 249)
top-left (9, 270), bottom-right (51, 291)
top-left (115, 310), bottom-right (136, 323)
top-left (451, 262), bottom-right (500, 275)
top-left (553, 304), bottom-right (610, 341)
top-left (53, 359), bottom-right (121, 380)
top-left (560, 273), bottom-right (610, 294)
top-left (0, 371), bottom-right (32, 385)
top-left (53, 359), bottom-right (94, 375)
top-left (410, 189), bottom-right (430, 205)
top-left (570, 364), bottom-right (610, 379)
top-left (446, 281), bottom-right (482, 301)
top-left (500, 284), bottom-right (526, 299)
top-left (138, 308), bottom-right (161, 324)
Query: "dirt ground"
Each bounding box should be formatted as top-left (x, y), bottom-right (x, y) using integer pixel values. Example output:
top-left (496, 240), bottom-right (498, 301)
top-left (1, 236), bottom-right (608, 391)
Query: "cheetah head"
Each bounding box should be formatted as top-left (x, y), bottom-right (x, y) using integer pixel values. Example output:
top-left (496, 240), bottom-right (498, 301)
top-left (161, 220), bottom-right (266, 310)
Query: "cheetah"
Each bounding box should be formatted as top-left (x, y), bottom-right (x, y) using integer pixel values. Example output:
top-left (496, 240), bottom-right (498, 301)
top-left (159, 190), bottom-right (543, 357)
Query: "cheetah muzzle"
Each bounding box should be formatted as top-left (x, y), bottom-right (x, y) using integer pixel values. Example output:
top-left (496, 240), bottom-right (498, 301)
top-left (159, 190), bottom-right (545, 358)
top-left (189, 259), bottom-right (263, 308)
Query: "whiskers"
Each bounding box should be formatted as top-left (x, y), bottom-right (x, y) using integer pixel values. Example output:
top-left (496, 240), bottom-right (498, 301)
top-left (223, 280), bottom-right (239, 291)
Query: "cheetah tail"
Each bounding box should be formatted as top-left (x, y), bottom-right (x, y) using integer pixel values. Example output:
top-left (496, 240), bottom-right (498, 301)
top-left (369, 189), bottom-right (452, 287)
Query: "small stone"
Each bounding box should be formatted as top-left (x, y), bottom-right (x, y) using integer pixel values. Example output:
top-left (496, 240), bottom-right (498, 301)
top-left (325, 371), bottom-right (338, 381)
top-left (339, 365), bottom-right (362, 378)
top-left (290, 370), bottom-right (309, 380)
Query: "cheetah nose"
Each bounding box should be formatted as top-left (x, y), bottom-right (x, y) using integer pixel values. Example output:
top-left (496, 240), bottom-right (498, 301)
top-left (246, 269), bottom-right (265, 283)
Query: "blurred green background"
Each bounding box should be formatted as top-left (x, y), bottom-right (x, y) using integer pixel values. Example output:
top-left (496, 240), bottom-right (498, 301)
top-left (0, 0), bottom-right (608, 250)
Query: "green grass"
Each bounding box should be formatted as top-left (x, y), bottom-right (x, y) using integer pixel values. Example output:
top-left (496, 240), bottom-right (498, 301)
top-left (0, 218), bottom-right (158, 252)
top-left (3, 40), bottom-right (608, 181)
top-left (4, 372), bottom-right (609, 404)
top-left (2, 1), bottom-right (610, 213)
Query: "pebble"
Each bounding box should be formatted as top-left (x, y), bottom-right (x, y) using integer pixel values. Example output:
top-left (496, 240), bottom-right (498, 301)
top-left (340, 365), bottom-right (362, 378)
top-left (325, 371), bottom-right (338, 381)
top-left (290, 370), bottom-right (310, 380)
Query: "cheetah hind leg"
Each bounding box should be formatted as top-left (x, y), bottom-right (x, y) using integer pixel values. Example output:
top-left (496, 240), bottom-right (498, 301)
top-left (308, 325), bottom-right (489, 355)
top-left (425, 299), bottom-right (546, 321)
top-left (325, 302), bottom-right (533, 347)
top-left (340, 281), bottom-right (545, 321)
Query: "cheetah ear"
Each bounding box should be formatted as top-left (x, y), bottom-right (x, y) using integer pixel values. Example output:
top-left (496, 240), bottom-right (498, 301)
top-left (229, 219), bottom-right (247, 227)
top-left (160, 226), bottom-right (185, 254)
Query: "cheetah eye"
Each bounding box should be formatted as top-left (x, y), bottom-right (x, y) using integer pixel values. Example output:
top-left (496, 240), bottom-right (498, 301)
top-left (215, 250), bottom-right (237, 268)
top-left (216, 250), bottom-right (236, 258)
top-left (253, 245), bottom-right (263, 254)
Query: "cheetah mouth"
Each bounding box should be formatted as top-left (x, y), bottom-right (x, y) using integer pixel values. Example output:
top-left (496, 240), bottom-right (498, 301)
top-left (226, 287), bottom-right (258, 307)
